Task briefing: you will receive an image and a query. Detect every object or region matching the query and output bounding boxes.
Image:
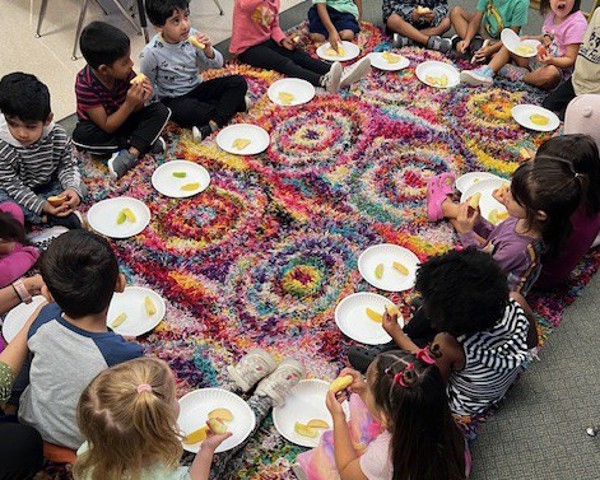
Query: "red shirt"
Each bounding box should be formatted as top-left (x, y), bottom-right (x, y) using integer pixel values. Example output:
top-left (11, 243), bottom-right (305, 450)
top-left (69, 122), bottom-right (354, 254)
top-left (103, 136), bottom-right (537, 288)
top-left (75, 65), bottom-right (134, 121)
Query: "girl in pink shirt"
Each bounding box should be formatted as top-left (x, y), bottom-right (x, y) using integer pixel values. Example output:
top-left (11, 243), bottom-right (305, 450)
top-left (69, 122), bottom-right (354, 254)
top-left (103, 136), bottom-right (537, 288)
top-left (461, 0), bottom-right (587, 89)
top-left (229, 0), bottom-right (370, 93)
top-left (295, 350), bottom-right (470, 480)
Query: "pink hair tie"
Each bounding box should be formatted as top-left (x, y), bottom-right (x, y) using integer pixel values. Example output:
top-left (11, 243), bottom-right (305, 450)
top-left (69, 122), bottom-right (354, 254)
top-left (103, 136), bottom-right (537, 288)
top-left (415, 347), bottom-right (436, 365)
top-left (136, 383), bottom-right (152, 394)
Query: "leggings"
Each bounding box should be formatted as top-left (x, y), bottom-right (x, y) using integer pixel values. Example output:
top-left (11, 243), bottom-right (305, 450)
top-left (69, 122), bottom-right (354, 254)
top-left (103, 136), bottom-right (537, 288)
top-left (0, 421), bottom-right (44, 480)
top-left (238, 39), bottom-right (331, 87)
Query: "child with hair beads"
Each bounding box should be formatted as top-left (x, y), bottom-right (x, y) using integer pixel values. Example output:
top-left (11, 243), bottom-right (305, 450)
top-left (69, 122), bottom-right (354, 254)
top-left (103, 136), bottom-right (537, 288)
top-left (0, 202), bottom-right (39, 287)
top-left (461, 0), bottom-right (587, 89)
top-left (141, 0), bottom-right (248, 144)
top-left (295, 350), bottom-right (470, 479)
top-left (383, 0), bottom-right (452, 52)
top-left (308, 0), bottom-right (362, 50)
top-left (74, 352), bottom-right (306, 479)
top-left (349, 249), bottom-right (536, 416)
top-left (229, 0), bottom-right (371, 93)
top-left (426, 158), bottom-right (582, 294)
top-left (450, 0), bottom-right (529, 62)
top-left (533, 134), bottom-right (600, 289)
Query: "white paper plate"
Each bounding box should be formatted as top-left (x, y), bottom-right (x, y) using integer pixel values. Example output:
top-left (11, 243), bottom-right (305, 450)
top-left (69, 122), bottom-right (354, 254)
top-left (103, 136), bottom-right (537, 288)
top-left (335, 292), bottom-right (402, 345)
top-left (316, 41), bottom-right (360, 61)
top-left (2, 295), bottom-right (46, 343)
top-left (87, 197), bottom-right (150, 239)
top-left (268, 78), bottom-right (316, 106)
top-left (272, 379), bottom-right (349, 448)
top-left (500, 29), bottom-right (541, 58)
top-left (177, 388), bottom-right (256, 453)
top-left (511, 104), bottom-right (560, 132)
top-left (151, 160), bottom-right (210, 198)
top-left (358, 244), bottom-right (419, 292)
top-left (368, 52), bottom-right (410, 71)
top-left (461, 177), bottom-right (511, 225)
top-left (216, 124), bottom-right (270, 155)
top-left (455, 172), bottom-right (504, 194)
top-left (106, 286), bottom-right (166, 337)
top-left (415, 61), bottom-right (460, 88)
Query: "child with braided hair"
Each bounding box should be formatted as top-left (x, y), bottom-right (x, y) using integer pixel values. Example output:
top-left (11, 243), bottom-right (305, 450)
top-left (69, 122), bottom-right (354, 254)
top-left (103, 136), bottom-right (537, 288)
top-left (295, 350), bottom-right (470, 480)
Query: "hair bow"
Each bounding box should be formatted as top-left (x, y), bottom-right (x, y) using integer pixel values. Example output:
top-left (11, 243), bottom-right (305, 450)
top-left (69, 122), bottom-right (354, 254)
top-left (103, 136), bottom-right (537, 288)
top-left (415, 347), bottom-right (436, 365)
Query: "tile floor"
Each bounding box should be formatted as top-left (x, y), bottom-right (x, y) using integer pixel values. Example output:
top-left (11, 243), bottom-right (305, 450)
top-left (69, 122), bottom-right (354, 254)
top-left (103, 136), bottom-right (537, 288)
top-left (1, 0), bottom-right (305, 120)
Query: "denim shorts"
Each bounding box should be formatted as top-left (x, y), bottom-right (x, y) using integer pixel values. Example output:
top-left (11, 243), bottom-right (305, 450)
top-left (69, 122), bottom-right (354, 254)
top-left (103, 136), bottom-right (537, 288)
top-left (308, 5), bottom-right (360, 36)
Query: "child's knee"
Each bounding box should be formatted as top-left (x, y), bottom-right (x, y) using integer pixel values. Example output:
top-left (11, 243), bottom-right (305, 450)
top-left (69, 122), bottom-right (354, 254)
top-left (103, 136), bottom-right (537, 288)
top-left (339, 30), bottom-right (355, 41)
top-left (450, 6), bottom-right (465, 20)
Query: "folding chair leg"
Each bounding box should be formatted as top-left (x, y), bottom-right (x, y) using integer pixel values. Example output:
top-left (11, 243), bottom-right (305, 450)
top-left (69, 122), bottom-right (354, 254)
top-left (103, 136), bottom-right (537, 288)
top-left (110, 0), bottom-right (143, 35)
top-left (93, 0), bottom-right (109, 15)
top-left (35, 0), bottom-right (49, 38)
top-left (213, 0), bottom-right (224, 15)
top-left (72, 0), bottom-right (92, 60)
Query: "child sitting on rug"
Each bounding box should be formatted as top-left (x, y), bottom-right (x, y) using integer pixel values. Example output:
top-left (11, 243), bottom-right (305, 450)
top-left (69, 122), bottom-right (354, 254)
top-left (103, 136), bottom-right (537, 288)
top-left (73, 22), bottom-right (171, 180)
top-left (74, 352), bottom-right (305, 479)
top-left (0, 73), bottom-right (86, 229)
top-left (383, 0), bottom-right (452, 52)
top-left (142, 0), bottom-right (248, 144)
top-left (449, 0), bottom-right (529, 63)
top-left (426, 157), bottom-right (583, 294)
top-left (229, 0), bottom-right (370, 93)
top-left (543, 7), bottom-right (600, 119)
top-left (348, 249), bottom-right (536, 416)
top-left (17, 230), bottom-right (143, 451)
top-left (461, 0), bottom-right (587, 89)
top-left (308, 0), bottom-right (362, 52)
top-left (295, 351), bottom-right (470, 479)
top-left (534, 134), bottom-right (600, 289)
top-left (0, 202), bottom-right (40, 287)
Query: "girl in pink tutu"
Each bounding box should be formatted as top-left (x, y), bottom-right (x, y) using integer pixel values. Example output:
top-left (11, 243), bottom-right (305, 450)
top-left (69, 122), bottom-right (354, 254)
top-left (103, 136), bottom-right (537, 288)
top-left (295, 349), bottom-right (471, 480)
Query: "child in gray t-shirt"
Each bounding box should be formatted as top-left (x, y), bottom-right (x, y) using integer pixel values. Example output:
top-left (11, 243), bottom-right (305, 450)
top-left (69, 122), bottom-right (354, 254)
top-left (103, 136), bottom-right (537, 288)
top-left (141, 0), bottom-right (248, 143)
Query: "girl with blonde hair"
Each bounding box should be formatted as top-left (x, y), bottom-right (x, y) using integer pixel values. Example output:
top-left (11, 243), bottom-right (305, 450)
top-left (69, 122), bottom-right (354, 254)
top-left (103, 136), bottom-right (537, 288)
top-left (73, 357), bottom-right (230, 480)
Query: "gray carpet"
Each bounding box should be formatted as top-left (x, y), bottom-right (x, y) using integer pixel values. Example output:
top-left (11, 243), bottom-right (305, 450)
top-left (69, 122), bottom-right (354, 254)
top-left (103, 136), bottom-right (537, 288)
top-left (59, 1), bottom-right (600, 477)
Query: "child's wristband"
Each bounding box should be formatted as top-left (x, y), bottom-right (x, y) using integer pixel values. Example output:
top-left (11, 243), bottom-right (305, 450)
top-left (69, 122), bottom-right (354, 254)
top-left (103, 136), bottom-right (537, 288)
top-left (12, 279), bottom-right (32, 304)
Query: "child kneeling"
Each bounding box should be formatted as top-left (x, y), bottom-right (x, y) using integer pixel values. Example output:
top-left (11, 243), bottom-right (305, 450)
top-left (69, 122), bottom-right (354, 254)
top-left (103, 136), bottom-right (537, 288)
top-left (384, 0), bottom-right (452, 52)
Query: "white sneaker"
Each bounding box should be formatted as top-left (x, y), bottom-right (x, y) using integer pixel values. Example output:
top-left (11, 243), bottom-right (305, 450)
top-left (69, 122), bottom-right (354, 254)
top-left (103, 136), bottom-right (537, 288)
top-left (244, 95), bottom-right (252, 112)
top-left (27, 226), bottom-right (69, 251)
top-left (255, 358), bottom-right (305, 407)
top-left (321, 61), bottom-right (343, 93)
top-left (340, 56), bottom-right (371, 89)
top-left (227, 349), bottom-right (278, 392)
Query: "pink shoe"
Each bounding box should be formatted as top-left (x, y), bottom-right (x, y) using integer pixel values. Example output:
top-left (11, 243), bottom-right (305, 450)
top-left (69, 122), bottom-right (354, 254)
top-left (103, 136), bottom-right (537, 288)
top-left (426, 172), bottom-right (455, 221)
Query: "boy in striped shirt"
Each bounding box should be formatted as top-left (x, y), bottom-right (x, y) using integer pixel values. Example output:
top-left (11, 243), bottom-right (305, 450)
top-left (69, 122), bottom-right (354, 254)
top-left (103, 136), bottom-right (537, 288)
top-left (0, 73), bottom-right (85, 229)
top-left (73, 22), bottom-right (171, 180)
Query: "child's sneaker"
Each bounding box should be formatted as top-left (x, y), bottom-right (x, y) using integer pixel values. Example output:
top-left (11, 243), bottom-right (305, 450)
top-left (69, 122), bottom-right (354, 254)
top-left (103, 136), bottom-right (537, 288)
top-left (460, 66), bottom-right (494, 87)
top-left (192, 125), bottom-right (212, 144)
top-left (227, 349), bottom-right (278, 392)
top-left (498, 64), bottom-right (528, 83)
top-left (340, 56), bottom-right (371, 89)
top-left (427, 35), bottom-right (452, 53)
top-left (48, 211), bottom-right (83, 230)
top-left (108, 150), bottom-right (138, 180)
top-left (320, 61), bottom-right (343, 93)
top-left (392, 33), bottom-right (414, 48)
top-left (151, 136), bottom-right (166, 155)
top-left (255, 358), bottom-right (305, 407)
top-left (244, 95), bottom-right (252, 112)
top-left (27, 226), bottom-right (69, 251)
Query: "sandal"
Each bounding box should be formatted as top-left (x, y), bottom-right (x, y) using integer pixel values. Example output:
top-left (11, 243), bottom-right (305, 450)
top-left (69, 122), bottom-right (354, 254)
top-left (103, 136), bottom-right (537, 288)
top-left (427, 172), bottom-right (455, 221)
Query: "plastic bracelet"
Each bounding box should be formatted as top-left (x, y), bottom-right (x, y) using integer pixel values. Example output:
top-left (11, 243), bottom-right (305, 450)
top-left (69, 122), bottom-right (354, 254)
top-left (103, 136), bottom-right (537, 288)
top-left (12, 279), bottom-right (32, 304)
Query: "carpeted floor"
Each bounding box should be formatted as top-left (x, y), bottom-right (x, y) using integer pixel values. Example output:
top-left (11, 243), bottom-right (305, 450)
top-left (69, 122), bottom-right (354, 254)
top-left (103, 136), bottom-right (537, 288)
top-left (44, 19), bottom-right (600, 479)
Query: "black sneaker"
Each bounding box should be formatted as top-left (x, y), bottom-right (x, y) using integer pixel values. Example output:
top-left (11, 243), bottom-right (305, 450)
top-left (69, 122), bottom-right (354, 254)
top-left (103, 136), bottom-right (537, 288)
top-left (192, 125), bottom-right (212, 143)
top-left (108, 150), bottom-right (139, 180)
top-left (427, 35), bottom-right (452, 53)
top-left (151, 136), bottom-right (166, 155)
top-left (47, 211), bottom-right (83, 230)
top-left (392, 33), bottom-right (414, 48)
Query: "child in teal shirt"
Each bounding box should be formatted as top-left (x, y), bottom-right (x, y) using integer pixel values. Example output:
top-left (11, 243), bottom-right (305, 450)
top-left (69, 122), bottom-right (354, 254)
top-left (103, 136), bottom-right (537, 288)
top-left (450, 0), bottom-right (529, 62)
top-left (308, 0), bottom-right (362, 53)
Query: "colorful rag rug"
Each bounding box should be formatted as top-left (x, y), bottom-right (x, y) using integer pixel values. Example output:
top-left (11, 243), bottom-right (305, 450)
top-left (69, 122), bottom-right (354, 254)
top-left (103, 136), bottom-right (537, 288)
top-left (40, 22), bottom-right (600, 479)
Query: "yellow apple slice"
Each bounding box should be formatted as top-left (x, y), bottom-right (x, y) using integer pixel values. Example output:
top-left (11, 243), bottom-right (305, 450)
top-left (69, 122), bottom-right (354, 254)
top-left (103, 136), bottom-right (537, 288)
top-left (122, 208), bottom-right (136, 223)
top-left (426, 74), bottom-right (448, 87)
top-left (468, 192), bottom-right (482, 209)
top-left (111, 313), bottom-right (127, 328)
top-left (515, 45), bottom-right (535, 56)
top-left (116, 211), bottom-right (127, 225)
top-left (366, 307), bottom-right (383, 323)
top-left (278, 91), bottom-right (295, 105)
top-left (130, 73), bottom-right (147, 85)
top-left (529, 113), bottom-right (549, 126)
top-left (385, 304), bottom-right (401, 316)
top-left (496, 211), bottom-right (509, 221)
top-left (488, 209), bottom-right (499, 224)
top-left (208, 408), bottom-right (233, 422)
top-left (325, 46), bottom-right (345, 57)
top-left (294, 422), bottom-right (318, 438)
top-left (375, 263), bottom-right (384, 279)
top-left (181, 182), bottom-right (200, 191)
top-left (172, 171), bottom-right (187, 178)
top-left (382, 51), bottom-right (401, 64)
top-left (183, 425), bottom-right (209, 444)
top-left (144, 296), bottom-right (156, 316)
top-left (232, 138), bottom-right (251, 150)
top-left (307, 419), bottom-right (329, 429)
top-left (329, 375), bottom-right (353, 393)
top-left (206, 418), bottom-right (228, 434)
top-left (188, 36), bottom-right (206, 49)
top-left (392, 262), bottom-right (409, 276)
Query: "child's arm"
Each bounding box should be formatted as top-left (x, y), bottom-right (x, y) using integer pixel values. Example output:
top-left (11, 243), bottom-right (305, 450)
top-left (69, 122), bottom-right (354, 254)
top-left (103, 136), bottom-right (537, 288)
top-left (452, 202), bottom-right (488, 247)
top-left (354, 0), bottom-right (362, 21)
top-left (55, 133), bottom-right (83, 210)
top-left (85, 82), bottom-right (150, 135)
top-left (0, 275), bottom-right (44, 315)
top-left (189, 432), bottom-right (232, 480)
top-left (316, 4), bottom-right (342, 50)
top-left (509, 292), bottom-right (539, 348)
top-left (537, 44), bottom-right (580, 70)
top-left (191, 32), bottom-right (224, 68)
top-left (457, 10), bottom-right (483, 53)
top-left (326, 391), bottom-right (368, 480)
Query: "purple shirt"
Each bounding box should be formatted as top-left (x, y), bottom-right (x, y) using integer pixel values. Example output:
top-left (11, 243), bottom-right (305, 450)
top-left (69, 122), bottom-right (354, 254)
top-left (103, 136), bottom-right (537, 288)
top-left (459, 216), bottom-right (543, 294)
top-left (536, 205), bottom-right (600, 289)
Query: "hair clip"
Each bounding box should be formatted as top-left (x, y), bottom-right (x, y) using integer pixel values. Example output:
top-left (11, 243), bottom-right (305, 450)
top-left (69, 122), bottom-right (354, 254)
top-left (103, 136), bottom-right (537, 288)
top-left (136, 383), bottom-right (152, 394)
top-left (415, 347), bottom-right (436, 365)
